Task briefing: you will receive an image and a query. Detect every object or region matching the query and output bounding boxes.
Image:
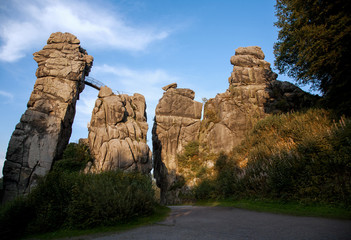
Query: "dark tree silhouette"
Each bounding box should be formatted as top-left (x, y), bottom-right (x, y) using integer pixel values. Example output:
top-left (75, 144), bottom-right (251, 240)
top-left (274, 0), bottom-right (351, 115)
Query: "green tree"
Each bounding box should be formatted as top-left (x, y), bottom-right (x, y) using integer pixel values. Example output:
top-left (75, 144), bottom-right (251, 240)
top-left (274, 0), bottom-right (351, 115)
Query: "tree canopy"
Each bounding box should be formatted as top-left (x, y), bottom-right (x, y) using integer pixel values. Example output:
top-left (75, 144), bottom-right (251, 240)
top-left (274, 0), bottom-right (351, 115)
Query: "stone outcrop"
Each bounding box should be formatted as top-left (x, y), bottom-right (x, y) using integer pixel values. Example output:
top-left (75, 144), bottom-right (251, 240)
top-left (2, 32), bottom-right (93, 203)
top-left (153, 85), bottom-right (202, 204)
top-left (85, 86), bottom-right (152, 174)
top-left (152, 47), bottom-right (318, 204)
top-left (199, 46), bottom-right (318, 154)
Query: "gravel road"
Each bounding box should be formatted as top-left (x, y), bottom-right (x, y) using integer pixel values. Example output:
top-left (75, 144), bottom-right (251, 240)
top-left (88, 205), bottom-right (351, 240)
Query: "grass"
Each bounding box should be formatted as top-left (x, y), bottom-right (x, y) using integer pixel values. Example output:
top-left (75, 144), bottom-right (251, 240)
top-left (24, 205), bottom-right (170, 240)
top-left (195, 199), bottom-right (351, 220)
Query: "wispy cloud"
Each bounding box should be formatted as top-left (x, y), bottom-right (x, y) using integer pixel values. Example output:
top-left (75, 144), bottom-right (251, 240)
top-left (73, 65), bottom-right (179, 139)
top-left (93, 64), bottom-right (179, 102)
top-left (0, 0), bottom-right (170, 62)
top-left (94, 64), bottom-right (177, 98)
top-left (0, 90), bottom-right (14, 102)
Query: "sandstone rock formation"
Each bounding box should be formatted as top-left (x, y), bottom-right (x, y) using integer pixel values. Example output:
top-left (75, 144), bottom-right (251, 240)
top-left (2, 32), bottom-right (93, 203)
top-left (151, 46), bottom-right (318, 204)
top-left (153, 84), bottom-right (202, 204)
top-left (199, 46), bottom-right (317, 154)
top-left (85, 86), bottom-right (152, 174)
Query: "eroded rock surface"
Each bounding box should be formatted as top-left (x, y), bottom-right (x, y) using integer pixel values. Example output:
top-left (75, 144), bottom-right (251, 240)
top-left (153, 85), bottom-right (202, 204)
top-left (200, 46), bottom-right (317, 154)
top-left (85, 86), bottom-right (152, 174)
top-left (150, 46), bottom-right (318, 205)
top-left (2, 32), bottom-right (93, 203)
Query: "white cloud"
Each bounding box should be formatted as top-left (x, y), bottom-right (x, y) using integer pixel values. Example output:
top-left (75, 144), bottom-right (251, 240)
top-left (0, 90), bottom-right (14, 102)
top-left (0, 0), bottom-right (170, 62)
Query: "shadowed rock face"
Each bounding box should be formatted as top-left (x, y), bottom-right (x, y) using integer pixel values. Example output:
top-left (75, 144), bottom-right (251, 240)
top-left (2, 32), bottom-right (93, 203)
top-left (153, 83), bottom-right (202, 204)
top-left (85, 86), bottom-right (152, 174)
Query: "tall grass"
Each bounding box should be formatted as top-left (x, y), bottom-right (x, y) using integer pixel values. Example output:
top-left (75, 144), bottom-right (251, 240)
top-left (194, 109), bottom-right (351, 206)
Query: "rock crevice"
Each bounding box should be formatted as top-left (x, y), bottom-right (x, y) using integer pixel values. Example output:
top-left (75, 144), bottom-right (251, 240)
top-left (153, 85), bottom-right (202, 204)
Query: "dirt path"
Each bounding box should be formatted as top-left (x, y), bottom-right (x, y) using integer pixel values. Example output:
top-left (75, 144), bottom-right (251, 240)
top-left (91, 205), bottom-right (350, 240)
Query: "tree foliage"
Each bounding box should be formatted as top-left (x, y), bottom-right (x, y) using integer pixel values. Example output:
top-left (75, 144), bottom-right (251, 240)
top-left (274, 0), bottom-right (351, 115)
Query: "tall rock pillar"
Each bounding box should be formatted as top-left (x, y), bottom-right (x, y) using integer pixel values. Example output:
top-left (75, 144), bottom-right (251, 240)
top-left (199, 46), bottom-right (318, 154)
top-left (85, 86), bottom-right (152, 174)
top-left (2, 32), bottom-right (93, 203)
top-left (152, 83), bottom-right (202, 204)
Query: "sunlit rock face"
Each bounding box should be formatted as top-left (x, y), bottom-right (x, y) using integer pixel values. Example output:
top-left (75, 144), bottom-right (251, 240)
top-left (152, 47), bottom-right (318, 205)
top-left (2, 32), bottom-right (93, 203)
top-left (199, 46), bottom-right (318, 154)
top-left (85, 86), bottom-right (152, 174)
top-left (152, 83), bottom-right (202, 204)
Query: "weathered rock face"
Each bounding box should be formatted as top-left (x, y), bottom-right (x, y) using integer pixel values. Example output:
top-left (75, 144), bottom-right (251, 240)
top-left (2, 32), bottom-right (93, 203)
top-left (153, 84), bottom-right (202, 204)
top-left (152, 46), bottom-right (318, 204)
top-left (200, 46), bottom-right (317, 154)
top-left (85, 86), bottom-right (152, 174)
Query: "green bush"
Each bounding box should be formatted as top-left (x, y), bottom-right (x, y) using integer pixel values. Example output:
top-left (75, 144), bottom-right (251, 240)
top-left (67, 171), bottom-right (155, 229)
top-left (214, 153), bottom-right (243, 197)
top-left (26, 171), bottom-right (78, 233)
top-left (0, 196), bottom-right (34, 240)
top-left (177, 141), bottom-right (200, 169)
top-left (194, 179), bottom-right (217, 200)
top-left (0, 140), bottom-right (156, 240)
top-left (53, 142), bottom-right (93, 173)
top-left (0, 170), bottom-right (155, 239)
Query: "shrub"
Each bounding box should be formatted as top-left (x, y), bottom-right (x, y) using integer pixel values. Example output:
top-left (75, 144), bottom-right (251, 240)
top-left (184, 141), bottom-right (200, 158)
top-left (24, 172), bottom-right (73, 233)
top-left (67, 171), bottom-right (155, 229)
top-left (0, 196), bottom-right (34, 240)
top-left (214, 153), bottom-right (243, 197)
top-left (1, 167), bottom-right (155, 239)
top-left (194, 179), bottom-right (217, 200)
top-left (53, 142), bottom-right (93, 173)
top-left (177, 141), bottom-right (203, 181)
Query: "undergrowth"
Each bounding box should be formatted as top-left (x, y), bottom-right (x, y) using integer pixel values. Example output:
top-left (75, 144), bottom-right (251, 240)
top-left (0, 143), bottom-right (156, 240)
top-left (194, 109), bottom-right (351, 207)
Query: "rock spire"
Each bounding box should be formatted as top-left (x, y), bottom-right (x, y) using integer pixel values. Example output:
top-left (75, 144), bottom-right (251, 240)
top-left (85, 86), bottom-right (152, 174)
top-left (2, 32), bottom-right (93, 203)
top-left (153, 84), bottom-right (202, 204)
top-left (199, 46), bottom-right (317, 153)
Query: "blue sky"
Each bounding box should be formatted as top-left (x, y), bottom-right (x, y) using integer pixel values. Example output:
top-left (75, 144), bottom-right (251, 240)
top-left (0, 0), bottom-right (308, 176)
